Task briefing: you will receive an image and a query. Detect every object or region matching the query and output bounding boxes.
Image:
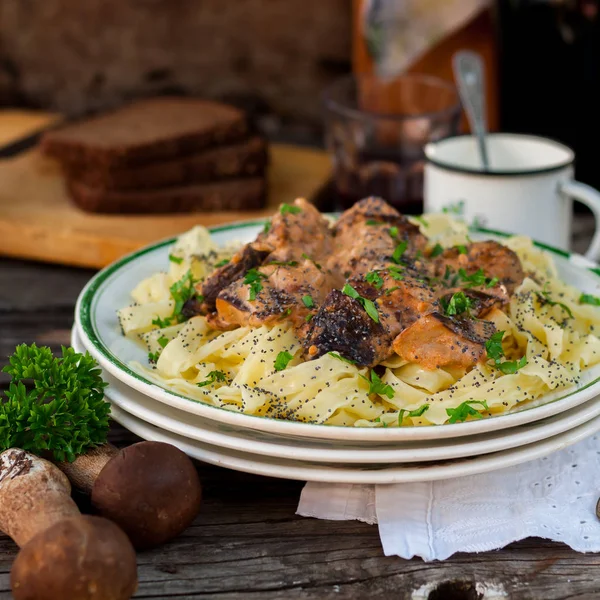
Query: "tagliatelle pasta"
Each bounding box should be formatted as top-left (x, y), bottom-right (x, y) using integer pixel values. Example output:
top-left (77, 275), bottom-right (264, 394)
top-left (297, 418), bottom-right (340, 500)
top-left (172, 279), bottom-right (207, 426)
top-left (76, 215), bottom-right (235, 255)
top-left (118, 215), bottom-right (600, 427)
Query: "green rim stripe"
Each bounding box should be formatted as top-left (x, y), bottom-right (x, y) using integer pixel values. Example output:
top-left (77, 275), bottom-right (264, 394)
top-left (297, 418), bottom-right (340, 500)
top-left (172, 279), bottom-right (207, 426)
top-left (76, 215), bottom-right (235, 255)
top-left (78, 219), bottom-right (600, 430)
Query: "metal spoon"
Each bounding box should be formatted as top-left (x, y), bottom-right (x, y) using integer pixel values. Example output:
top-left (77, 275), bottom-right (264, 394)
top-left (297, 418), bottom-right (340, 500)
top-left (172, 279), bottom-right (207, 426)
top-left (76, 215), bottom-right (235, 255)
top-left (452, 50), bottom-right (490, 172)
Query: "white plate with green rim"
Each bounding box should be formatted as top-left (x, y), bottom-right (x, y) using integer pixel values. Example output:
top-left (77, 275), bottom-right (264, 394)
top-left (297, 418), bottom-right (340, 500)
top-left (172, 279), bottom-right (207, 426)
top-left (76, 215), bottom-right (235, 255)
top-left (108, 401), bottom-right (600, 483)
top-left (74, 319), bottom-right (600, 463)
top-left (74, 219), bottom-right (600, 443)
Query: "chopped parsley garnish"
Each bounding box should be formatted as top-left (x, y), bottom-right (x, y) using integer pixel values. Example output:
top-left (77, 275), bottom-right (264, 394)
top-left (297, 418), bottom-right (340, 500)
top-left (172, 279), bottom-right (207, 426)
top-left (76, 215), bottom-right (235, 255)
top-left (342, 283), bottom-right (380, 323)
top-left (214, 258), bottom-right (230, 268)
top-left (280, 203), bottom-right (302, 215)
top-left (485, 330), bottom-right (528, 374)
top-left (302, 295), bottom-right (314, 308)
top-left (580, 293), bottom-right (600, 306)
top-left (269, 260), bottom-right (299, 267)
top-left (430, 243), bottom-right (444, 258)
top-left (366, 219), bottom-right (384, 226)
top-left (280, 307), bottom-right (292, 318)
top-left (244, 268), bottom-right (268, 300)
top-left (148, 351), bottom-right (161, 364)
top-left (169, 254), bottom-right (183, 264)
top-left (170, 271), bottom-right (198, 316)
top-left (197, 370), bottom-right (228, 387)
top-left (385, 286), bottom-right (401, 295)
top-left (360, 371), bottom-right (394, 399)
top-left (301, 253), bottom-right (322, 270)
top-left (169, 270), bottom-right (201, 322)
top-left (328, 352), bottom-right (356, 365)
top-left (414, 216), bottom-right (429, 227)
top-left (485, 331), bottom-right (505, 362)
top-left (398, 404), bottom-right (429, 426)
top-left (305, 313), bottom-right (313, 322)
top-left (274, 351), bottom-right (294, 372)
top-left (391, 241), bottom-right (408, 264)
top-left (456, 244), bottom-right (468, 255)
top-left (535, 290), bottom-right (573, 319)
top-left (389, 226), bottom-right (399, 238)
top-left (457, 268), bottom-right (499, 289)
top-left (446, 400), bottom-right (489, 423)
top-left (157, 335), bottom-right (169, 348)
top-left (263, 221), bottom-right (271, 234)
top-left (152, 316), bottom-right (172, 328)
top-left (365, 270), bottom-right (384, 289)
top-left (387, 265), bottom-right (404, 281)
top-left (496, 356), bottom-right (528, 375)
top-left (442, 200), bottom-right (465, 215)
top-left (440, 292), bottom-right (473, 316)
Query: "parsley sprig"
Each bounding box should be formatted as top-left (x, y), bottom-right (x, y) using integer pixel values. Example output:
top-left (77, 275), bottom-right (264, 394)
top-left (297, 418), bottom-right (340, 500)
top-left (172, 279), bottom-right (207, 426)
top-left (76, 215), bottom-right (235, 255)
top-left (440, 292), bottom-right (474, 316)
top-left (446, 400), bottom-right (489, 423)
top-left (485, 331), bottom-right (528, 374)
top-left (580, 293), bottom-right (600, 306)
top-left (365, 270), bottom-right (384, 289)
top-left (153, 269), bottom-right (202, 328)
top-left (0, 344), bottom-right (111, 462)
top-left (244, 268), bottom-right (268, 300)
top-left (360, 371), bottom-right (394, 399)
top-left (398, 404), bottom-right (429, 426)
top-left (430, 243), bottom-right (444, 258)
top-left (342, 283), bottom-right (380, 323)
top-left (302, 295), bottom-right (314, 308)
top-left (535, 289), bottom-right (573, 319)
top-left (280, 203), bottom-right (302, 215)
top-left (387, 265), bottom-right (404, 281)
top-left (458, 268), bottom-right (498, 289)
top-left (274, 351), bottom-right (294, 372)
top-left (197, 370), bottom-right (228, 388)
top-left (328, 352), bottom-right (356, 365)
top-left (391, 241), bottom-right (408, 264)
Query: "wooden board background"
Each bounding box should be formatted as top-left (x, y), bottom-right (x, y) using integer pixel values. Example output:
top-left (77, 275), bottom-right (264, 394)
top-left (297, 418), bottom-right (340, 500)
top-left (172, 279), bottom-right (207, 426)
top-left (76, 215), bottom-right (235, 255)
top-left (0, 111), bottom-right (331, 269)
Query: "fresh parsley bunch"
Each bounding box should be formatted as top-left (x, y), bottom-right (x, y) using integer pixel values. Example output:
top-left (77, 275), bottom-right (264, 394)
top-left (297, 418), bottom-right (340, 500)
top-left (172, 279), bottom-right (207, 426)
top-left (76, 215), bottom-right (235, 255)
top-left (0, 344), bottom-right (111, 462)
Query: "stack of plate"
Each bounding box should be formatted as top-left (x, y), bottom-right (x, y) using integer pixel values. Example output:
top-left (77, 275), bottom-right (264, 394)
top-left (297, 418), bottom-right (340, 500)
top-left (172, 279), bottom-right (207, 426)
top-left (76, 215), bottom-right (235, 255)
top-left (72, 220), bottom-right (600, 484)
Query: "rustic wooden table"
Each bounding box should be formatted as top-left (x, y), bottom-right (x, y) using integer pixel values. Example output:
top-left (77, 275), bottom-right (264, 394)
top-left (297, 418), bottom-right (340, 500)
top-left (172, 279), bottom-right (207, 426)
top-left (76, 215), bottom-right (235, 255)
top-left (0, 219), bottom-right (599, 600)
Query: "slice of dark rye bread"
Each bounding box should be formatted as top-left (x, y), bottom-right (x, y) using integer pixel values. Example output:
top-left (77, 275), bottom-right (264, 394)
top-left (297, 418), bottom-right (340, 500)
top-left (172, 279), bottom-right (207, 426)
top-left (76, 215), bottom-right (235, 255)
top-left (64, 137), bottom-right (268, 191)
top-left (67, 177), bottom-right (266, 214)
top-left (42, 98), bottom-right (248, 169)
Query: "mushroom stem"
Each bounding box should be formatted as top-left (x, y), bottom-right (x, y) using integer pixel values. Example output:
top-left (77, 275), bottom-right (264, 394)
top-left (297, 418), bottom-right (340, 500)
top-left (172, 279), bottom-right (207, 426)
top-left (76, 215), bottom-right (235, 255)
top-left (0, 449), bottom-right (79, 547)
top-left (56, 443), bottom-right (119, 494)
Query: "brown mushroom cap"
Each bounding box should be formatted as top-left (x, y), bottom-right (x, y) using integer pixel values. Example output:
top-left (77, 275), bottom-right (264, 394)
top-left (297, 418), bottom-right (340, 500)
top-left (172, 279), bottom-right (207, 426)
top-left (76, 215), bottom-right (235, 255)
top-left (92, 441), bottom-right (202, 549)
top-left (11, 515), bottom-right (137, 600)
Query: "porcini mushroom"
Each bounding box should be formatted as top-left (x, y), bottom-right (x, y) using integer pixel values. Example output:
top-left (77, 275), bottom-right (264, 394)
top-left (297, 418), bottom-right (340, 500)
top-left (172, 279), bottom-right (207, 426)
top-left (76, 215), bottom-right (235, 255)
top-left (0, 448), bottom-right (137, 600)
top-left (59, 440), bottom-right (202, 549)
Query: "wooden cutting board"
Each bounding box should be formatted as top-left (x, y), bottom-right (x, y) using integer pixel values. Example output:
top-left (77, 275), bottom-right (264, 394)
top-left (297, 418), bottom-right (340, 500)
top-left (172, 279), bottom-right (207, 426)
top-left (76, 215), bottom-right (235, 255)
top-left (0, 111), bottom-right (331, 269)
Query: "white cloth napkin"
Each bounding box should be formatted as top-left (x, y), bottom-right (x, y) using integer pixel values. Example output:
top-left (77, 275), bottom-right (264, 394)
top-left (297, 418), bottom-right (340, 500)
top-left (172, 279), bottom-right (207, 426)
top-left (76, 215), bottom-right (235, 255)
top-left (297, 435), bottom-right (600, 561)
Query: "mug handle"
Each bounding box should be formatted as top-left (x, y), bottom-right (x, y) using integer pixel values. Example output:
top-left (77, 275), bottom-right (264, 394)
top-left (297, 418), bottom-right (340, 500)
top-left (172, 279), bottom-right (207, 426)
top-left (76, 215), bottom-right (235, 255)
top-left (560, 180), bottom-right (600, 262)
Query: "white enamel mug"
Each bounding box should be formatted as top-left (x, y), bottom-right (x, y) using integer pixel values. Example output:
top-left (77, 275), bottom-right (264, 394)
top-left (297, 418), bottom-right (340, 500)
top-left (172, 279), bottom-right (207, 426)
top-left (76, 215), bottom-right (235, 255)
top-left (423, 133), bottom-right (600, 261)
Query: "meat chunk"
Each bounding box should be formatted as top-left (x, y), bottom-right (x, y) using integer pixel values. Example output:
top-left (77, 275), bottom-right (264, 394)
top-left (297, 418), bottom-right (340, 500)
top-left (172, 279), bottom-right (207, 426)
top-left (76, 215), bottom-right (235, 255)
top-left (393, 312), bottom-right (496, 370)
top-left (433, 240), bottom-right (525, 294)
top-left (205, 198), bottom-right (337, 328)
top-left (305, 289), bottom-right (384, 366)
top-left (201, 244), bottom-right (270, 311)
top-left (212, 259), bottom-right (334, 330)
top-left (328, 197), bottom-right (428, 277)
top-left (304, 272), bottom-right (437, 367)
